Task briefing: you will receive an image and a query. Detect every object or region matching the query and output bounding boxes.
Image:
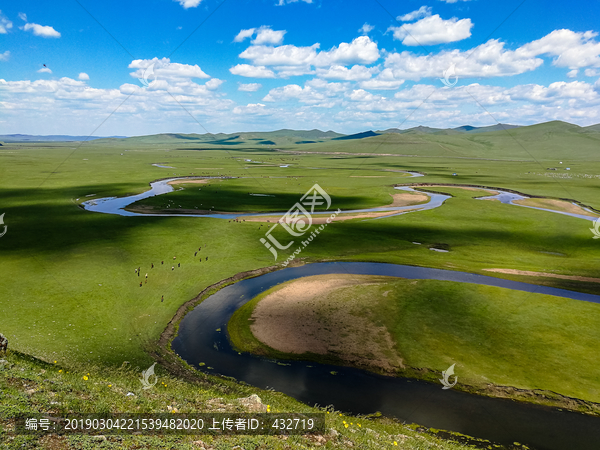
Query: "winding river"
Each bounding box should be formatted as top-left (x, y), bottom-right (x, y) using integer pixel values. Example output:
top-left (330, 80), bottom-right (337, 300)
top-left (81, 175), bottom-right (600, 448)
top-left (81, 175), bottom-right (596, 222)
top-left (171, 262), bottom-right (600, 450)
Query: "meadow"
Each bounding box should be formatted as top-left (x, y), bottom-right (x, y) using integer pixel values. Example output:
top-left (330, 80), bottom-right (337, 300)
top-left (1, 121), bottom-right (599, 448)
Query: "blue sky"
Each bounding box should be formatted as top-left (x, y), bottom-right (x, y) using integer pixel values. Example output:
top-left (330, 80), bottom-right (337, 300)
top-left (1, 0), bottom-right (600, 135)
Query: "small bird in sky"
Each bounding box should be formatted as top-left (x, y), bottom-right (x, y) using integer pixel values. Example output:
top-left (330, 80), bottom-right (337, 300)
top-left (43, 64), bottom-right (47, 67)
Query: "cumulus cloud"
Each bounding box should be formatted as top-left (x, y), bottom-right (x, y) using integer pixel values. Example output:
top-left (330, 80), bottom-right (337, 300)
top-left (314, 36), bottom-right (380, 66)
top-left (23, 22), bottom-right (61, 38)
top-left (238, 36), bottom-right (380, 74)
top-left (384, 39), bottom-right (543, 81)
top-left (253, 26), bottom-right (286, 45)
top-left (263, 84), bottom-right (325, 104)
top-left (517, 29), bottom-right (600, 69)
top-left (37, 67), bottom-right (52, 74)
top-left (359, 23), bottom-right (374, 34)
top-left (238, 83), bottom-right (262, 91)
top-left (0, 11), bottom-right (13, 34)
top-left (277, 0), bottom-right (313, 5)
top-left (585, 68), bottom-right (600, 77)
top-left (233, 103), bottom-right (272, 115)
top-left (0, 50), bottom-right (10, 61)
top-left (389, 14), bottom-right (472, 46)
top-left (316, 65), bottom-right (378, 81)
top-left (234, 28), bottom-right (256, 42)
top-left (398, 6), bottom-right (432, 22)
top-left (175, 0), bottom-right (202, 9)
top-left (129, 57), bottom-right (210, 80)
top-left (359, 68), bottom-right (405, 90)
top-left (229, 64), bottom-right (276, 78)
top-left (78, 72), bottom-right (90, 81)
top-left (381, 29), bottom-right (600, 83)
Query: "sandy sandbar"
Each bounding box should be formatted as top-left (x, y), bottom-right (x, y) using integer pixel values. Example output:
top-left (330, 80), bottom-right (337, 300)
top-left (483, 268), bottom-right (600, 284)
top-left (249, 274), bottom-right (404, 373)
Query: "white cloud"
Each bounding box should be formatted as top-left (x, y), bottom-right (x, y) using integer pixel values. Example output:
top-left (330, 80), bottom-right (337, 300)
top-left (314, 36), bottom-right (380, 66)
top-left (238, 83), bottom-right (262, 91)
top-left (398, 6), bottom-right (432, 22)
top-left (585, 68), bottom-right (600, 77)
top-left (389, 14), bottom-right (472, 46)
top-left (567, 69), bottom-right (578, 78)
top-left (23, 22), bottom-right (61, 38)
top-left (347, 89), bottom-right (381, 102)
top-left (233, 103), bottom-right (272, 115)
top-left (176, 0), bottom-right (202, 9)
top-left (0, 11), bottom-right (13, 34)
top-left (78, 72), bottom-right (90, 81)
top-left (205, 78), bottom-right (224, 90)
top-left (273, 65), bottom-right (314, 77)
top-left (238, 36), bottom-right (380, 71)
top-left (359, 68), bottom-right (404, 90)
top-left (518, 29), bottom-right (600, 69)
top-left (239, 44), bottom-right (319, 66)
top-left (253, 26), bottom-right (286, 45)
top-left (234, 28), bottom-right (256, 42)
top-left (359, 23), bottom-right (374, 34)
top-left (229, 64), bottom-right (276, 78)
top-left (384, 39), bottom-right (543, 80)
top-left (18, 12), bottom-right (26, 21)
top-left (37, 67), bottom-right (52, 74)
top-left (0, 50), bottom-right (10, 61)
top-left (316, 64), bottom-right (377, 81)
top-left (263, 84), bottom-right (325, 104)
top-left (277, 0), bottom-right (313, 5)
top-left (439, 0), bottom-right (472, 3)
top-left (129, 57), bottom-right (210, 80)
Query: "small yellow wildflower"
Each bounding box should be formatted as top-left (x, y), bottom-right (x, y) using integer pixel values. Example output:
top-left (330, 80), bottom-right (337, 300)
top-left (108, 384), bottom-right (112, 387)
top-left (393, 442), bottom-right (398, 446)
top-left (267, 405), bottom-right (271, 412)
top-left (58, 370), bottom-right (62, 373)
top-left (53, 361), bottom-right (57, 364)
top-left (83, 376), bottom-right (88, 381)
top-left (344, 424), bottom-right (348, 428)
top-left (358, 424), bottom-right (361, 427)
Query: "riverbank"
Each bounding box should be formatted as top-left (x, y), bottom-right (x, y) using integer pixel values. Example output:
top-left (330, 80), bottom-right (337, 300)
top-left (226, 270), bottom-right (600, 417)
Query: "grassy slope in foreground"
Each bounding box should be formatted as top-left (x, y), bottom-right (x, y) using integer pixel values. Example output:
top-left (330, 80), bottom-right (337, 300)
top-left (0, 350), bottom-right (477, 450)
top-left (228, 274), bottom-right (600, 410)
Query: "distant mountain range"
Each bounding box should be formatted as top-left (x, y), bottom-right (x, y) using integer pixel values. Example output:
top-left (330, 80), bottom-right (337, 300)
top-left (0, 134), bottom-right (127, 143)
top-left (2, 121), bottom-right (600, 144)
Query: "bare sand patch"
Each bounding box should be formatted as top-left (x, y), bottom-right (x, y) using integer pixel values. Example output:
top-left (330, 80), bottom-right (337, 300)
top-left (483, 268), bottom-right (600, 284)
top-left (417, 184), bottom-right (499, 195)
top-left (242, 209), bottom-right (415, 223)
top-left (167, 179), bottom-right (210, 186)
top-left (250, 274), bottom-right (404, 373)
top-left (242, 193), bottom-right (427, 223)
top-left (390, 192), bottom-right (429, 207)
top-left (513, 198), bottom-right (599, 218)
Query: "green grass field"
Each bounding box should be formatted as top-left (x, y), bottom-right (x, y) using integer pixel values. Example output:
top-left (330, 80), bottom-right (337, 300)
top-left (229, 276), bottom-right (600, 404)
top-left (1, 121), bottom-right (600, 448)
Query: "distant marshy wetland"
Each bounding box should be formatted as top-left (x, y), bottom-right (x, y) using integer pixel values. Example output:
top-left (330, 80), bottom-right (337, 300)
top-left (3, 122), bottom-right (600, 449)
